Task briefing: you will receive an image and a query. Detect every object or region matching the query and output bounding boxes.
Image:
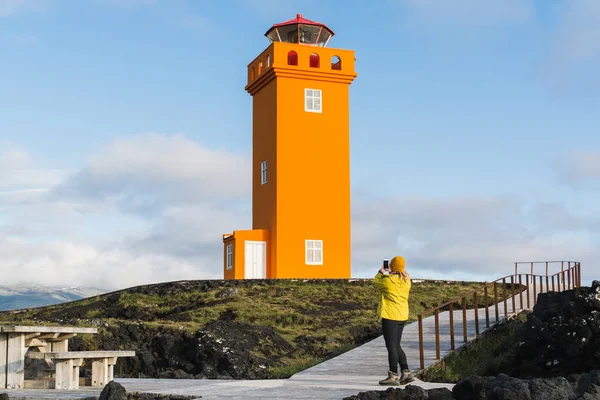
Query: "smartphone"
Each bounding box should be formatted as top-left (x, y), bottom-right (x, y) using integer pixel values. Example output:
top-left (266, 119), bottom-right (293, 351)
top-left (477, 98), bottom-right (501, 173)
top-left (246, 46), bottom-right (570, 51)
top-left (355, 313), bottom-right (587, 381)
top-left (383, 259), bottom-right (389, 270)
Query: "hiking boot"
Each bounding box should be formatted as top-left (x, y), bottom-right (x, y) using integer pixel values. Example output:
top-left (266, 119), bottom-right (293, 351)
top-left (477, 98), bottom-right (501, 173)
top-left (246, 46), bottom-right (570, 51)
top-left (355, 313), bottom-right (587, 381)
top-left (378, 370), bottom-right (400, 386)
top-left (398, 369), bottom-right (414, 385)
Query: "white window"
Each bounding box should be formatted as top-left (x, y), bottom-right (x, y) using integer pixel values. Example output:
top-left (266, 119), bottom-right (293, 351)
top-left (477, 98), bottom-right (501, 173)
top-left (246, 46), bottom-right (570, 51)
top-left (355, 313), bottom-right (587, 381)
top-left (261, 161), bottom-right (268, 185)
top-left (226, 244), bottom-right (233, 270)
top-left (305, 89), bottom-right (322, 113)
top-left (305, 240), bottom-right (323, 265)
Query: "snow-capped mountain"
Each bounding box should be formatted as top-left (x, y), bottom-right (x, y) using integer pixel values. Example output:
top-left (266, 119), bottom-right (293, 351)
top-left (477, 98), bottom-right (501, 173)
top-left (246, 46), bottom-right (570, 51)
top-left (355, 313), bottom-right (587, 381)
top-left (0, 284), bottom-right (108, 311)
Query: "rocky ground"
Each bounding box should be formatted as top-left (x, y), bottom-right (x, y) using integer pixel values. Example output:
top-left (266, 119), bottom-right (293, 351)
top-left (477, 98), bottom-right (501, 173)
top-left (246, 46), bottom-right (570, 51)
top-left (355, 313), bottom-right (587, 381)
top-left (15, 279), bottom-right (380, 380)
top-left (27, 299), bottom-right (376, 380)
top-left (345, 280), bottom-right (600, 400)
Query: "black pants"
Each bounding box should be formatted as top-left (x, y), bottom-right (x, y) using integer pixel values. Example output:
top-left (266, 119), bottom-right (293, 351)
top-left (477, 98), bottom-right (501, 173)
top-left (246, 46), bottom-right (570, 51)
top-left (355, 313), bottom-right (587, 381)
top-left (382, 318), bottom-right (409, 373)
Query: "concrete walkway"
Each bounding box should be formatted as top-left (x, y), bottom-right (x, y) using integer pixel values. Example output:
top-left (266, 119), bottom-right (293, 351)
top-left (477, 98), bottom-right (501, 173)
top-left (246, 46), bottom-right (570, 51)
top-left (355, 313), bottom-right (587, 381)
top-left (4, 279), bottom-right (548, 400)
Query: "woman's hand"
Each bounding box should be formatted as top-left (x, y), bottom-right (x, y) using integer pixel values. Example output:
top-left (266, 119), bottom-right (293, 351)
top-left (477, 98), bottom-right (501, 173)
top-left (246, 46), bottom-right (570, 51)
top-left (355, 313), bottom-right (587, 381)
top-left (379, 266), bottom-right (387, 275)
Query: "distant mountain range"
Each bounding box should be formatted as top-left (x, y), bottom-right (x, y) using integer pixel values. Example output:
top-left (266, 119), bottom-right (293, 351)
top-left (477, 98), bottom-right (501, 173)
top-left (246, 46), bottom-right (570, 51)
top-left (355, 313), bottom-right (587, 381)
top-left (0, 284), bottom-right (108, 311)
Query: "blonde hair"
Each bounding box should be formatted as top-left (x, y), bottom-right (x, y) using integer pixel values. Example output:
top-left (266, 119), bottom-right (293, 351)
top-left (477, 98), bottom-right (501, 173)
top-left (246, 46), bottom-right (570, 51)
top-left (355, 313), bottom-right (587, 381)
top-left (394, 270), bottom-right (410, 281)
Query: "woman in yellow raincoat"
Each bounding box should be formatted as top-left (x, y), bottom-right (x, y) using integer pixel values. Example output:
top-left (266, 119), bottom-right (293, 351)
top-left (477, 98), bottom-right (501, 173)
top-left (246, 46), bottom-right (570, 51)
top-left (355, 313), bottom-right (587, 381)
top-left (373, 255), bottom-right (414, 386)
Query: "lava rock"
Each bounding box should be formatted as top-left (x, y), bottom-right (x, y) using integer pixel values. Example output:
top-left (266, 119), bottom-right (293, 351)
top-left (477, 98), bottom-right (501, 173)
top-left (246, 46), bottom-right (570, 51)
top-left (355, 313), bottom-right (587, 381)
top-left (99, 381), bottom-right (127, 400)
top-left (504, 283), bottom-right (600, 378)
top-left (343, 385), bottom-right (454, 400)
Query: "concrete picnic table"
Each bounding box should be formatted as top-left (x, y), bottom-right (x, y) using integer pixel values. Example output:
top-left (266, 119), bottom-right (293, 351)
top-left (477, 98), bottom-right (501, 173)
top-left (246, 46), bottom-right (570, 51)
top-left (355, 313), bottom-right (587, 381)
top-left (0, 325), bottom-right (98, 389)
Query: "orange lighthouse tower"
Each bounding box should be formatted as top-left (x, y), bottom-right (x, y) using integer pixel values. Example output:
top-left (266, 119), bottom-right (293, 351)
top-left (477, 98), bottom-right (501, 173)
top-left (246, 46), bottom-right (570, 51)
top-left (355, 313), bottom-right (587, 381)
top-left (222, 14), bottom-right (357, 279)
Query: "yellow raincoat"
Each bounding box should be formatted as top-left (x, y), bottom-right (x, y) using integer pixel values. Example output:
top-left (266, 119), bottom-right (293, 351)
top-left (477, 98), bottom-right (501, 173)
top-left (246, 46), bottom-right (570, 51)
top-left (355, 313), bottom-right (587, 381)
top-left (373, 272), bottom-right (411, 321)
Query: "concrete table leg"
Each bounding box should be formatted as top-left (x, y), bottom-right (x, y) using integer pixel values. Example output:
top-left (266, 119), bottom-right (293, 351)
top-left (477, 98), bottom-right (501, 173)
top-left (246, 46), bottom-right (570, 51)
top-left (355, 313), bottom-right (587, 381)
top-left (6, 333), bottom-right (25, 389)
top-left (0, 333), bottom-right (7, 388)
top-left (92, 358), bottom-right (108, 387)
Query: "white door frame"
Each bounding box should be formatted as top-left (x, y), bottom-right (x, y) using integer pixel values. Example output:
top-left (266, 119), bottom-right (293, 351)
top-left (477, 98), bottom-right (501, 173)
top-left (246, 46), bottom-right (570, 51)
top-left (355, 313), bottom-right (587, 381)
top-left (244, 240), bottom-right (267, 279)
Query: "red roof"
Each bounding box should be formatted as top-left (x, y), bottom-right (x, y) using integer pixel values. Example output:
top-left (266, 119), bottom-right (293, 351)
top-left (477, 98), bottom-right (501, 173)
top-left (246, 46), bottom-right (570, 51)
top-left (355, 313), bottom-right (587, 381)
top-left (265, 14), bottom-right (334, 36)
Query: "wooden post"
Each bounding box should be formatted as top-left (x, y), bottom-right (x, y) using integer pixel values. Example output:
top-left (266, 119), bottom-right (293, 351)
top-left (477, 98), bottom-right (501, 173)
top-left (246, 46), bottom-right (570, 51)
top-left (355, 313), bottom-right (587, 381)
top-left (418, 316), bottom-right (424, 370)
top-left (494, 282), bottom-right (499, 323)
top-left (518, 274), bottom-right (523, 310)
top-left (530, 262), bottom-right (534, 276)
top-left (449, 303), bottom-right (455, 350)
top-left (526, 274), bottom-right (530, 309)
top-left (474, 292), bottom-right (479, 336)
top-left (484, 286), bottom-right (490, 328)
top-left (510, 275), bottom-right (515, 313)
top-left (462, 297), bottom-right (467, 343)
top-left (434, 310), bottom-right (440, 361)
top-left (503, 278), bottom-right (508, 317)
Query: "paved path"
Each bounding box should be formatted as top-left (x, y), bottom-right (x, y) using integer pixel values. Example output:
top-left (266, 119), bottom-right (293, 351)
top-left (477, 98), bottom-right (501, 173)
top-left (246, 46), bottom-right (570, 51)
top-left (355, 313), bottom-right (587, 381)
top-left (4, 279), bottom-right (548, 400)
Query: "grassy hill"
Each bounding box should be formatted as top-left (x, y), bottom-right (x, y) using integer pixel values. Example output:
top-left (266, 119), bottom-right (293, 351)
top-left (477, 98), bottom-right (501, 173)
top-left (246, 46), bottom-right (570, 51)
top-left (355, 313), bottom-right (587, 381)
top-left (0, 278), bottom-right (511, 380)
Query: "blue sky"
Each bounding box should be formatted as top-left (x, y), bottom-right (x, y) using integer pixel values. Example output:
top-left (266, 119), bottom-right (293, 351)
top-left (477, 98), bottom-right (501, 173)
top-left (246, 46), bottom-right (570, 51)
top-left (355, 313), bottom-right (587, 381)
top-left (1, 0), bottom-right (599, 290)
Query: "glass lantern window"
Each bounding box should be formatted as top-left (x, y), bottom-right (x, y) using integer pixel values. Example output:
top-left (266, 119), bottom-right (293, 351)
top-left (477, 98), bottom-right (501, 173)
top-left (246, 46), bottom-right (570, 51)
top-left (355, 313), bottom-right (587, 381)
top-left (317, 29), bottom-right (332, 47)
top-left (299, 25), bottom-right (321, 45)
top-left (278, 25), bottom-right (299, 43)
top-left (266, 30), bottom-right (280, 42)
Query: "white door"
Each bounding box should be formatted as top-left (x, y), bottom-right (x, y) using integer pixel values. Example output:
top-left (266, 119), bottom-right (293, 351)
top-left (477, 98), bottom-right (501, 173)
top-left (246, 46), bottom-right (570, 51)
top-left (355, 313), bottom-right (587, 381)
top-left (244, 241), bottom-right (267, 279)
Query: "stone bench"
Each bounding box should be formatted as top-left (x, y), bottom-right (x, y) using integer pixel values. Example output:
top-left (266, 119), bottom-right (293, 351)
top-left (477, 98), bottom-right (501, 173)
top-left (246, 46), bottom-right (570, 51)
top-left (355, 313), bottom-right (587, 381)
top-left (28, 350), bottom-right (135, 389)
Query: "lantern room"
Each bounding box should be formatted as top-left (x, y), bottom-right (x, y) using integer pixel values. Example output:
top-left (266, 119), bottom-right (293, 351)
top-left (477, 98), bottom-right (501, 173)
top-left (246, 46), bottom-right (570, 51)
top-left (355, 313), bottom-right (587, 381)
top-left (264, 14), bottom-right (334, 47)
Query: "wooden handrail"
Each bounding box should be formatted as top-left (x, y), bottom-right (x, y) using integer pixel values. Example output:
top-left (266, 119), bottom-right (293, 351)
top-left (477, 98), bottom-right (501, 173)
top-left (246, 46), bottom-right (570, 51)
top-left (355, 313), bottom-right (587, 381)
top-left (417, 261), bottom-right (581, 370)
top-left (419, 273), bottom-right (521, 317)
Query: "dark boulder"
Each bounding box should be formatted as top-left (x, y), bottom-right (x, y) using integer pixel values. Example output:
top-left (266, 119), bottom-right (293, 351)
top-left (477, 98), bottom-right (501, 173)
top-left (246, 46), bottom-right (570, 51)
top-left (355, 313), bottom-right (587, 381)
top-left (99, 381), bottom-right (127, 400)
top-left (452, 375), bottom-right (493, 400)
top-left (343, 385), bottom-right (454, 400)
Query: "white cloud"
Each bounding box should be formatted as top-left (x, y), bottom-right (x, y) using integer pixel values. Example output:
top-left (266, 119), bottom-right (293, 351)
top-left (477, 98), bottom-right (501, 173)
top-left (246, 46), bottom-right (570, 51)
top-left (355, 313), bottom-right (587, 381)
top-left (351, 195), bottom-right (599, 285)
top-left (402, 0), bottom-right (533, 26)
top-left (52, 133), bottom-right (251, 215)
top-left (0, 150), bottom-right (65, 191)
top-left (0, 235), bottom-right (221, 289)
top-left (0, 0), bottom-right (47, 17)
